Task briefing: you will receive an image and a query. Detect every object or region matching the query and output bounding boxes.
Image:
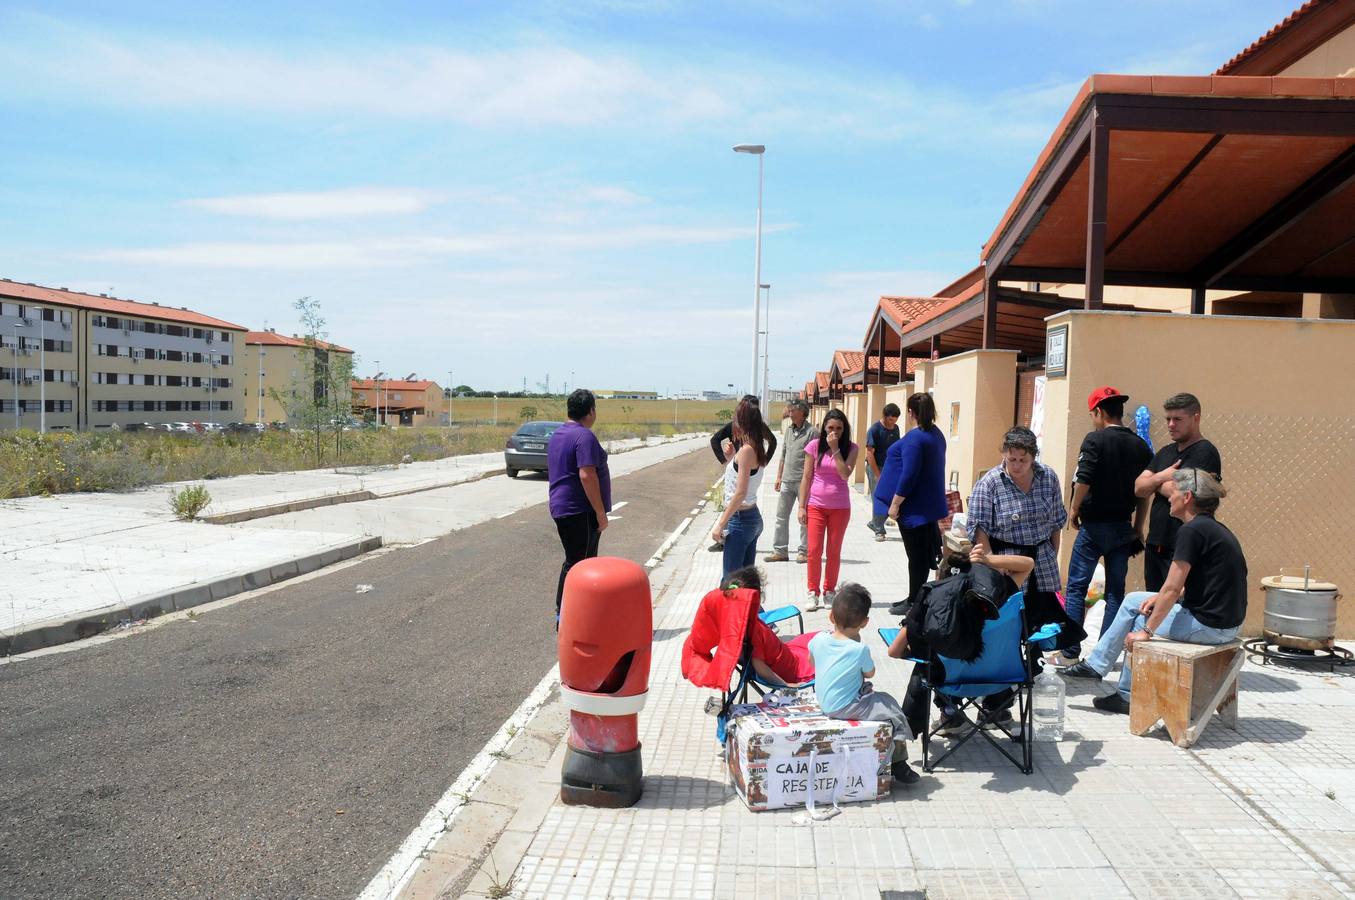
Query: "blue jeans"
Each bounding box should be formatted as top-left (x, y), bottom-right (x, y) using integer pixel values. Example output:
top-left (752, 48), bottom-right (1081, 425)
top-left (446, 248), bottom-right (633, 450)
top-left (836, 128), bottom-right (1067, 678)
top-left (1060, 521), bottom-right (1134, 656)
top-left (866, 468), bottom-right (885, 533)
top-left (1086, 591), bottom-right (1241, 700)
top-left (722, 507), bottom-right (763, 578)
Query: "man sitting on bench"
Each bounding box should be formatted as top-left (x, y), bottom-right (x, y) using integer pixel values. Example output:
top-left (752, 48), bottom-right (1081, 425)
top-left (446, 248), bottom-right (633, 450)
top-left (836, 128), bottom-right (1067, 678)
top-left (1062, 469), bottom-right (1247, 714)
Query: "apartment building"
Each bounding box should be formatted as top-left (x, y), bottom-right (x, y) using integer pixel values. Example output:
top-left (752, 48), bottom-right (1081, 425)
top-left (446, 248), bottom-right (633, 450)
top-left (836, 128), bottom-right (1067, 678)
top-left (0, 280), bottom-right (247, 431)
top-left (242, 330), bottom-right (355, 425)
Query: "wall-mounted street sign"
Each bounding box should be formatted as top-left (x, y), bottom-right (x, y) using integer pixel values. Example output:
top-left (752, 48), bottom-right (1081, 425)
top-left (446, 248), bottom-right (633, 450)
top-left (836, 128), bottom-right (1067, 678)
top-left (1046, 325), bottom-right (1068, 378)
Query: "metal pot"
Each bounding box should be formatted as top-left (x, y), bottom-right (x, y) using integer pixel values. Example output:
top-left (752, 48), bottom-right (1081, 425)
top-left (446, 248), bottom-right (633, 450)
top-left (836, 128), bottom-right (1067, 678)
top-left (1261, 573), bottom-right (1341, 649)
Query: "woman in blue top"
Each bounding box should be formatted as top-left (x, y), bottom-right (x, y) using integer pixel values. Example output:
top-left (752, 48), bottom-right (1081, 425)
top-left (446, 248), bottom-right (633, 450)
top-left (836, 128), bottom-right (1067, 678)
top-left (873, 392), bottom-right (948, 614)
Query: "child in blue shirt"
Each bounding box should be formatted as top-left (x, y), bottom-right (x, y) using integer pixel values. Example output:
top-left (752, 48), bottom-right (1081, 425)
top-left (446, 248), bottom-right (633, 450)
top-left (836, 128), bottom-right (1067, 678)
top-left (808, 583), bottom-right (918, 785)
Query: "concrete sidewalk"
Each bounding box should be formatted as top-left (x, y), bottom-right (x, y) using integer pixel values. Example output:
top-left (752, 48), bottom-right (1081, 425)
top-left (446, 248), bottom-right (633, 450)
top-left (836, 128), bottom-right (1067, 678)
top-left (1, 433), bottom-right (705, 654)
top-left (412, 463), bottom-right (1355, 899)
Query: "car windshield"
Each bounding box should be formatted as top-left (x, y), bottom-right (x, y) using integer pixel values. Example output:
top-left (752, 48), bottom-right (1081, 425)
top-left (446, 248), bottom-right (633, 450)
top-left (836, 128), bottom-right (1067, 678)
top-left (516, 422), bottom-right (562, 438)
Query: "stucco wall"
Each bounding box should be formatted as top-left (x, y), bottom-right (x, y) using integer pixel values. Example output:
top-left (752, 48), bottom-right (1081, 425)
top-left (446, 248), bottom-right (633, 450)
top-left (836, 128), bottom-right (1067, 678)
top-left (929, 350), bottom-right (1019, 500)
top-left (1042, 310), bottom-right (1355, 637)
top-left (1280, 21), bottom-right (1355, 77)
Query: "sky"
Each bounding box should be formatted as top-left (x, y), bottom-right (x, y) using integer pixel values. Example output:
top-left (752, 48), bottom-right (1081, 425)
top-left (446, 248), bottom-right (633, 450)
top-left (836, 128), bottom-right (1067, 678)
top-left (0, 1), bottom-right (1303, 395)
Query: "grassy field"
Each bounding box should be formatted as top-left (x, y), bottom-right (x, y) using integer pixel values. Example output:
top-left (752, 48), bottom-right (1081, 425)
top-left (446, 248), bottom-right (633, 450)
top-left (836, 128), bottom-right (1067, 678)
top-left (449, 397), bottom-right (732, 426)
top-left (0, 422), bottom-right (694, 500)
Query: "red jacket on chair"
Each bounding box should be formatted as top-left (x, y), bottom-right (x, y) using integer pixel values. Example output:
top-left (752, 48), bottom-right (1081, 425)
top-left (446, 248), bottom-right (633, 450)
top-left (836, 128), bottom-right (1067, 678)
top-left (680, 587), bottom-right (813, 689)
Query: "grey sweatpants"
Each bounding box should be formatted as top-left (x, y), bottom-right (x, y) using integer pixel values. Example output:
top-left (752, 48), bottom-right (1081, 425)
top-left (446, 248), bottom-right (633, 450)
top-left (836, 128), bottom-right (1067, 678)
top-left (826, 688), bottom-right (914, 758)
top-left (771, 481), bottom-right (808, 555)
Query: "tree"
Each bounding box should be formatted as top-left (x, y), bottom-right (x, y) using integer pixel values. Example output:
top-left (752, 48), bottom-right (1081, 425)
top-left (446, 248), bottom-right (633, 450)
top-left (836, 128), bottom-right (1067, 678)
top-left (716, 408), bottom-right (734, 422)
top-left (453, 384), bottom-right (474, 395)
top-left (270, 297), bottom-right (356, 467)
top-left (519, 405), bottom-right (538, 421)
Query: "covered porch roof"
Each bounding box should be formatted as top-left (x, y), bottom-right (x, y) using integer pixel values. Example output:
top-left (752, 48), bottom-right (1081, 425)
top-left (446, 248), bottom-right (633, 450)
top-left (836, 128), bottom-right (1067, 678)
top-left (979, 73), bottom-right (1355, 344)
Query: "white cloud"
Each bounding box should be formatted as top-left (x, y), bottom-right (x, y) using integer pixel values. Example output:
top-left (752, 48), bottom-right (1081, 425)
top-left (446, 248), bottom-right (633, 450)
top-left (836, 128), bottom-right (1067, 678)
top-left (919, 12), bottom-right (941, 29)
top-left (0, 14), bottom-right (1085, 146)
top-left (83, 223), bottom-right (794, 269)
top-left (184, 187), bottom-right (440, 220)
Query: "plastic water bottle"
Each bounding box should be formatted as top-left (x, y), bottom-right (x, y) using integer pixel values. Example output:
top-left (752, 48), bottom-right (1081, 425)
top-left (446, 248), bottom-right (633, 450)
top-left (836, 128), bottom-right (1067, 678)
top-left (1032, 668), bottom-right (1065, 742)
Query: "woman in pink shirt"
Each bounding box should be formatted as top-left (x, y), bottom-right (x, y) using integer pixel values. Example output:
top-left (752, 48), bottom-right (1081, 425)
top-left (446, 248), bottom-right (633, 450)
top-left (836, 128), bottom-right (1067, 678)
top-left (797, 409), bottom-right (859, 611)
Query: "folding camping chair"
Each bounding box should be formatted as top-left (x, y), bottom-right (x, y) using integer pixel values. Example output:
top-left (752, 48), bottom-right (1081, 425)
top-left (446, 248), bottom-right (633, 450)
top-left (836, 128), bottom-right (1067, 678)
top-left (878, 592), bottom-right (1061, 775)
top-left (714, 606), bottom-right (811, 744)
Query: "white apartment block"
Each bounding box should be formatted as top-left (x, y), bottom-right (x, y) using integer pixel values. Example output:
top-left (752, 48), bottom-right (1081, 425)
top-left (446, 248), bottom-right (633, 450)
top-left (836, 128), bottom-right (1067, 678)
top-left (0, 279), bottom-right (248, 431)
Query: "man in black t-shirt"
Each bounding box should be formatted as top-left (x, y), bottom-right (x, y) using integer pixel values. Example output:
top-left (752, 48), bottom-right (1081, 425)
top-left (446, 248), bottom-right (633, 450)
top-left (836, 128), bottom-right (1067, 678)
top-left (1053, 387), bottom-right (1152, 664)
top-left (1063, 468), bottom-right (1246, 713)
top-left (1133, 392), bottom-right (1221, 591)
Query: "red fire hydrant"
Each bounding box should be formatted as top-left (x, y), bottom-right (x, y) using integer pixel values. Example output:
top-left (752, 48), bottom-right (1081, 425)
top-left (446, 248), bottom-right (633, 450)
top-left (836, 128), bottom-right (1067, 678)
top-left (558, 556), bottom-right (652, 807)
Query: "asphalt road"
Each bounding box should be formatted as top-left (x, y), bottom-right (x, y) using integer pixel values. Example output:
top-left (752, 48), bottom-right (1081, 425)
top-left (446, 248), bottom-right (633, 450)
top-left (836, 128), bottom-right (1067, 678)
top-left (0, 446), bottom-right (714, 899)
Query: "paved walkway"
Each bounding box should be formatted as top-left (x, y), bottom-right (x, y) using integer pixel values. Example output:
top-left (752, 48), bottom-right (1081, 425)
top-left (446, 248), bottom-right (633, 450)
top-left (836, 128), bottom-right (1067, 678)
top-left (1, 434), bottom-right (705, 652)
top-left (427, 455), bottom-right (1355, 900)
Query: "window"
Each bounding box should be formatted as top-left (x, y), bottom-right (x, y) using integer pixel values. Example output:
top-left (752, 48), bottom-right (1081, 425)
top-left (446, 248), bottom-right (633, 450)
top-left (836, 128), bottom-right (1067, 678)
top-left (219, 355), bottom-right (231, 365)
top-left (40, 307), bottom-right (56, 322)
top-left (949, 402), bottom-right (961, 439)
top-left (44, 399), bottom-right (72, 413)
top-left (192, 328), bottom-right (204, 339)
top-left (164, 350), bottom-right (184, 362)
top-left (165, 400), bottom-right (182, 412)
top-left (220, 331), bottom-right (231, 342)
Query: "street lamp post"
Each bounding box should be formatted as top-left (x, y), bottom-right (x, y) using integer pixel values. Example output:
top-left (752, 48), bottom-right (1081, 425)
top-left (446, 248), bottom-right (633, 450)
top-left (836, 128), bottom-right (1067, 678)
top-left (11, 324), bottom-right (19, 430)
top-left (38, 319), bottom-right (46, 433)
top-left (759, 283), bottom-right (771, 412)
top-left (373, 361), bottom-right (382, 426)
top-left (447, 369), bottom-right (454, 425)
top-left (733, 143), bottom-right (765, 401)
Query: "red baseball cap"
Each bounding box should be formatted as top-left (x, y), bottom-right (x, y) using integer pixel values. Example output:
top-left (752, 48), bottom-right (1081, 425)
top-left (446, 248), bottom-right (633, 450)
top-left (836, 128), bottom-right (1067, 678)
top-left (1087, 386), bottom-right (1127, 412)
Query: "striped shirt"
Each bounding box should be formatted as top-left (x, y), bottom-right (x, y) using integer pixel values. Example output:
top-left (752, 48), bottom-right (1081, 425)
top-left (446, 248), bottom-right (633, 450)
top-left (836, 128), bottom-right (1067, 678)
top-left (967, 462), bottom-right (1068, 594)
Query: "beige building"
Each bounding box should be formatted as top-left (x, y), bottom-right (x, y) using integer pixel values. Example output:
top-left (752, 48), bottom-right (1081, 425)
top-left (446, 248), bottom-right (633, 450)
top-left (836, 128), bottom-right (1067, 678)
top-left (1, 279), bottom-right (247, 431)
top-left (351, 378), bottom-right (445, 427)
top-left (242, 330), bottom-right (355, 425)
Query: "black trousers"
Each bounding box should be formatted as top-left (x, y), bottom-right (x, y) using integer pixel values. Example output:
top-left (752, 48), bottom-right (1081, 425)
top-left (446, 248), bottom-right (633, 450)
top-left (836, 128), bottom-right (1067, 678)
top-left (554, 510), bottom-right (601, 618)
top-left (898, 521), bottom-right (941, 606)
top-left (1144, 543), bottom-right (1172, 592)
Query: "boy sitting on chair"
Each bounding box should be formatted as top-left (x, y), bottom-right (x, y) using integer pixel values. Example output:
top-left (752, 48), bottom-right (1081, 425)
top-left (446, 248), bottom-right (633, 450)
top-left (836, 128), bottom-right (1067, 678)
top-left (809, 584), bottom-right (919, 785)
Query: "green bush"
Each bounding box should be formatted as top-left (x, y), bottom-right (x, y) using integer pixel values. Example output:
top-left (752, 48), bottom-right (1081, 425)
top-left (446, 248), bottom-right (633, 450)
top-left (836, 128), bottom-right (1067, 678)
top-left (169, 483), bottom-right (212, 520)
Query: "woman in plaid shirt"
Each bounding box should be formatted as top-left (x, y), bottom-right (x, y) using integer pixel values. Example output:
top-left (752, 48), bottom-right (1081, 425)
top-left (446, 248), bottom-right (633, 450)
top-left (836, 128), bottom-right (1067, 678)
top-left (969, 426), bottom-right (1086, 642)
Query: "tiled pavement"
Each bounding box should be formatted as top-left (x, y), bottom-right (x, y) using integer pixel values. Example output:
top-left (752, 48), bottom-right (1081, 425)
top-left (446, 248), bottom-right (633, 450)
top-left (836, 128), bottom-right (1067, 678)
top-left (458, 461), bottom-right (1355, 900)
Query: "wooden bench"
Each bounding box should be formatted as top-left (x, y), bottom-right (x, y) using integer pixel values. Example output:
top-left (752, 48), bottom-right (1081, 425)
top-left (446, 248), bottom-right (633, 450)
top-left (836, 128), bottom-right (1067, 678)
top-left (1129, 638), bottom-right (1243, 748)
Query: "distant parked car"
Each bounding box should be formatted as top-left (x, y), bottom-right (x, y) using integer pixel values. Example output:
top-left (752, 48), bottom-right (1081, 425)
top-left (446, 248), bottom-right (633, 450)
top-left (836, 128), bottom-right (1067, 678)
top-left (504, 421), bottom-right (564, 478)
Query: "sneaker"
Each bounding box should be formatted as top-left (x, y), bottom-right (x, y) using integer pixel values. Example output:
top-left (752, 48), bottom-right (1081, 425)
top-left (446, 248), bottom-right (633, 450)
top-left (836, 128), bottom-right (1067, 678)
top-left (1060, 661), bottom-right (1103, 679)
top-left (763, 551), bottom-right (789, 563)
top-left (982, 708), bottom-right (1022, 738)
top-left (1093, 693), bottom-right (1131, 715)
top-left (805, 591), bottom-right (821, 612)
top-left (795, 551), bottom-right (808, 564)
top-left (707, 541), bottom-right (724, 553)
top-left (890, 760), bottom-right (920, 785)
top-left (1043, 650), bottom-right (1080, 668)
top-left (874, 532), bottom-right (886, 542)
top-left (887, 599), bottom-right (910, 617)
top-left (823, 589), bottom-right (836, 609)
top-left (935, 713), bottom-right (967, 737)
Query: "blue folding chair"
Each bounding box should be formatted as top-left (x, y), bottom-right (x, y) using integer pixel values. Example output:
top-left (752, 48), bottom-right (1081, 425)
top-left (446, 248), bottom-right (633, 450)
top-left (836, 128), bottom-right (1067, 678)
top-left (879, 592), bottom-right (1061, 775)
top-left (759, 604), bottom-right (804, 635)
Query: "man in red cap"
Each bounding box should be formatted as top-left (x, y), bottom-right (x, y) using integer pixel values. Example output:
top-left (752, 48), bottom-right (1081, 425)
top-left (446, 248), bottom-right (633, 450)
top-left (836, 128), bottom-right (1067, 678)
top-left (1048, 386), bottom-right (1152, 666)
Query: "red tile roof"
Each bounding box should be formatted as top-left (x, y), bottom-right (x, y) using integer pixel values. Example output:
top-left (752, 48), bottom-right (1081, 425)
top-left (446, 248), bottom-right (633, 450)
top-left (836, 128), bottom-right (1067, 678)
top-left (814, 371), bottom-right (830, 391)
top-left (1217, 0), bottom-right (1355, 76)
top-left (246, 330), bottom-right (352, 353)
top-left (0, 278), bottom-right (248, 330)
top-left (352, 378), bottom-right (439, 392)
top-left (894, 276), bottom-right (986, 340)
top-left (877, 296), bottom-right (949, 328)
top-left (833, 349), bottom-right (866, 378)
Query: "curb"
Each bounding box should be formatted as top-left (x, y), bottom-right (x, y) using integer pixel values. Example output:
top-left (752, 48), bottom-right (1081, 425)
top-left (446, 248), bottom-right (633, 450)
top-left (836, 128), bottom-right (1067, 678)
top-left (1, 535), bottom-right (382, 655)
top-left (384, 491), bottom-right (716, 899)
top-left (200, 434), bottom-right (704, 525)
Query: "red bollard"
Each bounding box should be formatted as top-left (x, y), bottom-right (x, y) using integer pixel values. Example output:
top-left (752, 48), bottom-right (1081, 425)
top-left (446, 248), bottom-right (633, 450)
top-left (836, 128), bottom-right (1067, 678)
top-left (557, 556), bottom-right (652, 807)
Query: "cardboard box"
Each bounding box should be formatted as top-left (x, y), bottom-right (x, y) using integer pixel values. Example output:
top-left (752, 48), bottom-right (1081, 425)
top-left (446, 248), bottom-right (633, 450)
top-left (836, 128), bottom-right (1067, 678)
top-left (726, 692), bottom-right (893, 812)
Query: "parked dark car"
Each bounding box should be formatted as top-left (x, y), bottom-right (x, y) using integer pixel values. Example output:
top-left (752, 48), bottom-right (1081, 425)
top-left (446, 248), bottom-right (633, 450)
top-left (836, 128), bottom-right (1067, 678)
top-left (504, 421), bottom-right (564, 478)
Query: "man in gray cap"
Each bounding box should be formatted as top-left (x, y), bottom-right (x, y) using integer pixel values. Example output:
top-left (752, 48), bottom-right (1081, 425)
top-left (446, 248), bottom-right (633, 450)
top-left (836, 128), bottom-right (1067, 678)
top-left (765, 399), bottom-right (813, 563)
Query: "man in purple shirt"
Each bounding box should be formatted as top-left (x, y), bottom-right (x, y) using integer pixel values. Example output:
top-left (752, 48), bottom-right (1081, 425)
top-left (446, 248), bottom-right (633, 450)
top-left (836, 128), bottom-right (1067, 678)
top-left (548, 389), bottom-right (612, 621)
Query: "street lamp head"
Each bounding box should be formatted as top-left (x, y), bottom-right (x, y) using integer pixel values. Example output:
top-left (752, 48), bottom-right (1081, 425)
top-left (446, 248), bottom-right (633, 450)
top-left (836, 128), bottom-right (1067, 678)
top-left (732, 144), bottom-right (765, 155)
top-left (759, 283), bottom-right (771, 290)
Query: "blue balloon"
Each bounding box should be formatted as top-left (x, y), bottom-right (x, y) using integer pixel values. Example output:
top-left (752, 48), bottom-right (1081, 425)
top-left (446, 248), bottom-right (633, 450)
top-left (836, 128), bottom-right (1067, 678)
top-left (1135, 404), bottom-right (1153, 452)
